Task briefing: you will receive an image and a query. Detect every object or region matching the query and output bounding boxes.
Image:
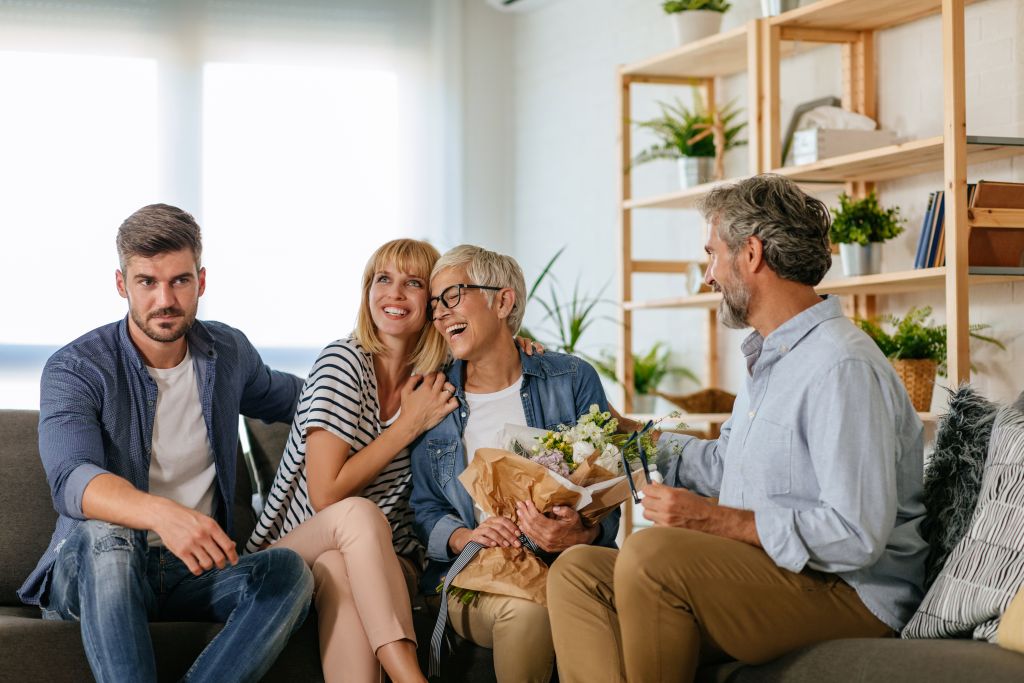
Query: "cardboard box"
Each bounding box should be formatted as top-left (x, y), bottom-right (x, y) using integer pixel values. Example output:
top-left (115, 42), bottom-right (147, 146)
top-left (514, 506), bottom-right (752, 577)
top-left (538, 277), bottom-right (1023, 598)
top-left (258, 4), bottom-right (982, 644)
top-left (791, 129), bottom-right (899, 165)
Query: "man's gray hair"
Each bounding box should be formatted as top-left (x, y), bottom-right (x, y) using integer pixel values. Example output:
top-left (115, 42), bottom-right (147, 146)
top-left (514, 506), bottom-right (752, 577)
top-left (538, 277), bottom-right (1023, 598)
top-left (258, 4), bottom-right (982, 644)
top-left (697, 174), bottom-right (832, 286)
top-left (432, 245), bottom-right (527, 334)
top-left (116, 204), bottom-right (202, 272)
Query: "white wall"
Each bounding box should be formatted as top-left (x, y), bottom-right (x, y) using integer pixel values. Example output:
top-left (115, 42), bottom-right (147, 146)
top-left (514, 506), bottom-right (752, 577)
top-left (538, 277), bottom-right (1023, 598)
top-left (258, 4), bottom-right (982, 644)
top-left (485, 0), bottom-right (1024, 409)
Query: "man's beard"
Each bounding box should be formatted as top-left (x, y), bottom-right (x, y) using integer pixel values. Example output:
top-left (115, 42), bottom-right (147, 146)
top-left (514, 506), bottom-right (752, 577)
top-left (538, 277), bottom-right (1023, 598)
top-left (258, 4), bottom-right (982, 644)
top-left (130, 305), bottom-right (196, 343)
top-left (716, 266), bottom-right (751, 330)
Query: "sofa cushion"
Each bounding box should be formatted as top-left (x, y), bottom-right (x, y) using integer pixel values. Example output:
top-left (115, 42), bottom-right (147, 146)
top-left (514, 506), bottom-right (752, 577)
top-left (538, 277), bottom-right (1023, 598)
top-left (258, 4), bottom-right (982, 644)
top-left (0, 410), bottom-right (58, 607)
top-left (703, 638), bottom-right (1024, 683)
top-left (921, 384), bottom-right (999, 588)
top-left (0, 610), bottom-right (323, 683)
top-left (904, 399), bottom-right (1024, 640)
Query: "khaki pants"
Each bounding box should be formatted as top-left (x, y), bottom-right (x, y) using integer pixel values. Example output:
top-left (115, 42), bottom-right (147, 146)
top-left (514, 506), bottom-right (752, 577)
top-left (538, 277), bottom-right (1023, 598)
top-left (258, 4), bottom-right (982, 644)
top-left (273, 497), bottom-right (417, 683)
top-left (548, 527), bottom-right (893, 683)
top-left (447, 591), bottom-right (554, 683)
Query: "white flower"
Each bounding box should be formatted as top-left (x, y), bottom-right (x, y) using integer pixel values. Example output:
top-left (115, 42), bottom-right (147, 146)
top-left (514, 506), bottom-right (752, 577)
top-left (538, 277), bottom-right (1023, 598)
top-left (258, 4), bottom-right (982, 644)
top-left (596, 443), bottom-right (621, 473)
top-left (572, 440), bottom-right (595, 464)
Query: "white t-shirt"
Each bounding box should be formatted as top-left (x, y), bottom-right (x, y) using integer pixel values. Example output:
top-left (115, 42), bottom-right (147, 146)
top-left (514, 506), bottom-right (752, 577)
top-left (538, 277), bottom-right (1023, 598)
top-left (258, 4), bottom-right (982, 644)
top-left (145, 348), bottom-right (217, 546)
top-left (463, 376), bottom-right (528, 523)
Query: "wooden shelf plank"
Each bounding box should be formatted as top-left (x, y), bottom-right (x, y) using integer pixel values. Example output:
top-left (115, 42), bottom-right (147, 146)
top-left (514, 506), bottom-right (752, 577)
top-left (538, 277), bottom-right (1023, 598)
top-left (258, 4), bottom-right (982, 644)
top-left (770, 0), bottom-right (981, 33)
top-left (625, 137), bottom-right (1023, 211)
top-left (622, 267), bottom-right (1024, 310)
top-left (969, 207), bottom-right (1024, 229)
top-left (775, 136), bottom-right (1024, 183)
top-left (622, 25), bottom-right (750, 79)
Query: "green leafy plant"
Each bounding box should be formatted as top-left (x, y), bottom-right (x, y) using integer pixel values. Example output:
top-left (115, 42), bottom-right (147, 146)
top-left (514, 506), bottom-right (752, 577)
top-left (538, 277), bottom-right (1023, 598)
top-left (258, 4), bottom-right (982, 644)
top-left (593, 343), bottom-right (699, 396)
top-left (632, 94), bottom-right (746, 164)
top-left (829, 191), bottom-right (905, 246)
top-left (856, 306), bottom-right (1004, 376)
top-left (519, 247), bottom-right (615, 356)
top-left (662, 0), bottom-right (731, 13)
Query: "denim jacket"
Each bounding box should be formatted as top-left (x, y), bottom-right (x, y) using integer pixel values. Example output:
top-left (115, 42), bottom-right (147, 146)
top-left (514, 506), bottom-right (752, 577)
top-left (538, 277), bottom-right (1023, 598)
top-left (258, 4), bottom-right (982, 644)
top-left (410, 346), bottom-right (619, 591)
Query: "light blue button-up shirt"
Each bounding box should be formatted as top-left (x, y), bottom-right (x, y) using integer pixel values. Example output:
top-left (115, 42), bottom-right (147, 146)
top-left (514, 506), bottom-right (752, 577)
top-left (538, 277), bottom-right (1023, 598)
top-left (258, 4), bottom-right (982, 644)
top-left (658, 296), bottom-right (927, 630)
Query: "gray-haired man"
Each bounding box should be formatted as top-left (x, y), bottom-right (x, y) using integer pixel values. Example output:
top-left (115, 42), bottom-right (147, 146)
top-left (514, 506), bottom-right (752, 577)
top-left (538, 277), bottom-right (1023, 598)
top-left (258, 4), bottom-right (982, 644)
top-left (548, 175), bottom-right (927, 682)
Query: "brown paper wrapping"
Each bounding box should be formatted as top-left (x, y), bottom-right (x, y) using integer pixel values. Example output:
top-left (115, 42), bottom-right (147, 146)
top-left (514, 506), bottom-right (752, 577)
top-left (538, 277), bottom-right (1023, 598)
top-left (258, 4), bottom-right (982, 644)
top-left (451, 448), bottom-right (648, 605)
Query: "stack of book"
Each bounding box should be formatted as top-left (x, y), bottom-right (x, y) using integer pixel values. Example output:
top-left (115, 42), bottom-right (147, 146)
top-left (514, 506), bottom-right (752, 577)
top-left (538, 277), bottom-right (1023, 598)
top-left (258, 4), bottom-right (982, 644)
top-left (912, 181), bottom-right (1024, 273)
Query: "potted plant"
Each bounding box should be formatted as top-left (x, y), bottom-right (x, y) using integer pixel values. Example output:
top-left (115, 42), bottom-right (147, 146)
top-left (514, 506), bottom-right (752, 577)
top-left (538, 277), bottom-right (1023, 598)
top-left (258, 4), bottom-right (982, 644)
top-left (593, 343), bottom-right (699, 415)
top-left (829, 191), bottom-right (905, 276)
top-left (857, 306), bottom-right (1005, 411)
top-left (662, 0), bottom-right (731, 46)
top-left (633, 94), bottom-right (746, 189)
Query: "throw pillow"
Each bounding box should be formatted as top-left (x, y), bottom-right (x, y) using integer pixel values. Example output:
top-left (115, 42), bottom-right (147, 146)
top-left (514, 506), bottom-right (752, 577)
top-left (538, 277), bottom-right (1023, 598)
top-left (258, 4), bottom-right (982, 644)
top-left (921, 384), bottom-right (999, 589)
top-left (903, 399), bottom-right (1024, 641)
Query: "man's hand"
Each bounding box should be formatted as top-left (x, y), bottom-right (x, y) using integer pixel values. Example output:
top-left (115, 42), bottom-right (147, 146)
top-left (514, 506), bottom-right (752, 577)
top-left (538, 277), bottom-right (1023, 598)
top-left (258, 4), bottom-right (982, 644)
top-left (449, 516), bottom-right (523, 554)
top-left (641, 482), bottom-right (760, 547)
top-left (516, 500), bottom-right (598, 552)
top-left (149, 498), bottom-right (239, 575)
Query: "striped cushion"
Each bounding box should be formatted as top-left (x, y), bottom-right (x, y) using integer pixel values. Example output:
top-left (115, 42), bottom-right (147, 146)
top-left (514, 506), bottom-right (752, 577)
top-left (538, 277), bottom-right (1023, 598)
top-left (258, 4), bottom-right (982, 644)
top-left (903, 402), bottom-right (1024, 641)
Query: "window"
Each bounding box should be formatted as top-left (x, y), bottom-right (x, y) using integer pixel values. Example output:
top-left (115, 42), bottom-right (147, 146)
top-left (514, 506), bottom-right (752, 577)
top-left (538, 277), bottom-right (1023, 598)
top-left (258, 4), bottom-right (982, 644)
top-left (0, 1), bottom-right (456, 408)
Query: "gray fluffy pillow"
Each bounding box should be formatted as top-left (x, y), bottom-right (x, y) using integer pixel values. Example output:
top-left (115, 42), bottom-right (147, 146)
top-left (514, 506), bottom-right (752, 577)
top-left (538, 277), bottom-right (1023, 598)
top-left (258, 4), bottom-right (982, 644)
top-left (920, 384), bottom-right (999, 589)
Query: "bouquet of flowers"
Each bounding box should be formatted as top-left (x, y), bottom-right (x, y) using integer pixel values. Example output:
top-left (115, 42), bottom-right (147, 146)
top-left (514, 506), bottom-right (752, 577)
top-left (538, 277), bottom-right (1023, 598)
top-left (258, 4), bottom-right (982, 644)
top-left (513, 404), bottom-right (662, 479)
top-left (447, 406), bottom-right (680, 606)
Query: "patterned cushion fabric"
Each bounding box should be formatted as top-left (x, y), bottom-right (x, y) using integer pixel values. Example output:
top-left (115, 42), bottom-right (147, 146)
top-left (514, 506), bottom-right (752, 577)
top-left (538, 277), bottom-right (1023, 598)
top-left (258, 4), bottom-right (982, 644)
top-left (920, 385), bottom-right (999, 589)
top-left (903, 399), bottom-right (1024, 641)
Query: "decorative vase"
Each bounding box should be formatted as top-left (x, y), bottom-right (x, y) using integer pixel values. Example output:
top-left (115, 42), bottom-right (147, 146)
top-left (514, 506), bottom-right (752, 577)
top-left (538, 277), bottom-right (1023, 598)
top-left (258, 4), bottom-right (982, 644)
top-left (839, 242), bottom-right (882, 276)
top-left (631, 393), bottom-right (658, 415)
top-left (890, 358), bottom-right (937, 412)
top-left (759, 0), bottom-right (801, 17)
top-left (677, 156), bottom-right (714, 189)
top-left (669, 10), bottom-right (723, 47)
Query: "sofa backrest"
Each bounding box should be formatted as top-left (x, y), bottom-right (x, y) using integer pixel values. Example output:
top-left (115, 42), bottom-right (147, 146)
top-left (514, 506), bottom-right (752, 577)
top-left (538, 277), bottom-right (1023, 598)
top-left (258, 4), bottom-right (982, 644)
top-left (0, 410), bottom-right (57, 606)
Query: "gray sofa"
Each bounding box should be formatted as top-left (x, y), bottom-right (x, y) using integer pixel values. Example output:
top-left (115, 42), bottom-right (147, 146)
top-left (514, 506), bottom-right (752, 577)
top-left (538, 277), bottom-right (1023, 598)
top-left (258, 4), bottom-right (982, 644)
top-left (3, 408), bottom-right (1024, 682)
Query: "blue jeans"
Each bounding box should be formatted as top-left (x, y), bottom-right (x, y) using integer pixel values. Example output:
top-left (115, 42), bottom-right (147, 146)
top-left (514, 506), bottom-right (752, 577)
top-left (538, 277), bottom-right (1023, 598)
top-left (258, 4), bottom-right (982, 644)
top-left (42, 520), bottom-right (313, 683)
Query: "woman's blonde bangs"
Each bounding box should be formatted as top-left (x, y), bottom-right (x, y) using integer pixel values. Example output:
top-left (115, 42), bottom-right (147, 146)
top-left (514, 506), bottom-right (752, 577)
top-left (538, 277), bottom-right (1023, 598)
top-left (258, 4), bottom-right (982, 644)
top-left (354, 239), bottom-right (448, 371)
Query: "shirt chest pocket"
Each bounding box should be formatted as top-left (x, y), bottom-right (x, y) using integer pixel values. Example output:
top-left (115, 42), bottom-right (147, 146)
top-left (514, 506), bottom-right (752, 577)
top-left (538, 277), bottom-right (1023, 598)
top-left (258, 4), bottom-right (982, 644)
top-left (744, 418), bottom-right (793, 496)
top-left (427, 438), bottom-right (458, 488)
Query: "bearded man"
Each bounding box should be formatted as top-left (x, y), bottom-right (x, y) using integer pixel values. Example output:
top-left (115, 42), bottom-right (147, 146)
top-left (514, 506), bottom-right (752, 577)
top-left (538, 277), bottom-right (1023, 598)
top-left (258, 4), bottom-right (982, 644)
top-left (20, 204), bottom-right (312, 683)
top-left (548, 174), bottom-right (928, 683)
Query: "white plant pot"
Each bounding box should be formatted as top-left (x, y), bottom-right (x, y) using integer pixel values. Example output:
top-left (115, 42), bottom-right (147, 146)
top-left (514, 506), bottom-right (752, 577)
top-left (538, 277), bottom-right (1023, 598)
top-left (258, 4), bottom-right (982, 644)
top-left (839, 242), bottom-right (882, 277)
top-left (632, 393), bottom-right (658, 415)
top-left (678, 157), bottom-right (714, 189)
top-left (670, 10), bottom-right (723, 47)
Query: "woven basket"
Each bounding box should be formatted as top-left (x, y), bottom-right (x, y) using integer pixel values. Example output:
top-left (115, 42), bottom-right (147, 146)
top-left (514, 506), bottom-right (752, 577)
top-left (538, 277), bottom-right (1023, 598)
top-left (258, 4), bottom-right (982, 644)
top-left (891, 358), bottom-right (937, 412)
top-left (658, 387), bottom-right (737, 414)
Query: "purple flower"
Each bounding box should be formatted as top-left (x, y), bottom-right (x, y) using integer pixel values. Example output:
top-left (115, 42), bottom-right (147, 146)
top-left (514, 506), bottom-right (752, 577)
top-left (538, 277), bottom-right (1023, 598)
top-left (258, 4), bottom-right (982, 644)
top-left (532, 450), bottom-right (571, 477)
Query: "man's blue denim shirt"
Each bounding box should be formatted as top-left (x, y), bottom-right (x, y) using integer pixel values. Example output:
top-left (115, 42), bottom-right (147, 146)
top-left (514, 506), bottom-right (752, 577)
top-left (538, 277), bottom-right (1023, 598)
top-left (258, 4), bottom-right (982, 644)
top-left (410, 346), bottom-right (619, 592)
top-left (19, 317), bottom-right (302, 606)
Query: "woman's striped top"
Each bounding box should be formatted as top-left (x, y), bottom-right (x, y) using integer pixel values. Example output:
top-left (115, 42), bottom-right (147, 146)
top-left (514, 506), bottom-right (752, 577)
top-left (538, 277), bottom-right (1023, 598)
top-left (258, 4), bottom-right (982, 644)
top-left (245, 337), bottom-right (422, 561)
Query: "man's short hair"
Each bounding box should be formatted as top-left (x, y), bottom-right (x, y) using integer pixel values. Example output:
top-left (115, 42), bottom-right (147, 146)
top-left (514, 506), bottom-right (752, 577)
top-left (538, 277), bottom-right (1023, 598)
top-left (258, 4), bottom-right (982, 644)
top-left (697, 174), bottom-right (832, 286)
top-left (432, 245), bottom-right (527, 335)
top-left (116, 204), bottom-right (202, 272)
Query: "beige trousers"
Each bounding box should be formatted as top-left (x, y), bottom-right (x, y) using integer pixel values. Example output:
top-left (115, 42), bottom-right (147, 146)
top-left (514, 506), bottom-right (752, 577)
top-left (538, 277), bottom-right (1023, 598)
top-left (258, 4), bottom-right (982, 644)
top-left (548, 527), bottom-right (893, 683)
top-left (447, 591), bottom-right (554, 683)
top-left (273, 497), bottom-right (417, 683)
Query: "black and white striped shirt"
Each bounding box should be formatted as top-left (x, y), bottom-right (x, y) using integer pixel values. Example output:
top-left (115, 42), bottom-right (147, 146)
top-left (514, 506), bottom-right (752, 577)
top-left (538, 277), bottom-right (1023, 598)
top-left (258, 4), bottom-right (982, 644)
top-left (246, 337), bottom-right (422, 561)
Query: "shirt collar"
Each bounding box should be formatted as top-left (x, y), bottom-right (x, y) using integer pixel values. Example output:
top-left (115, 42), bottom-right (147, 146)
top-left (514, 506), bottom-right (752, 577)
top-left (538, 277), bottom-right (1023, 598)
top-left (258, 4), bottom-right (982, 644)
top-left (117, 315), bottom-right (216, 370)
top-left (740, 295), bottom-right (842, 371)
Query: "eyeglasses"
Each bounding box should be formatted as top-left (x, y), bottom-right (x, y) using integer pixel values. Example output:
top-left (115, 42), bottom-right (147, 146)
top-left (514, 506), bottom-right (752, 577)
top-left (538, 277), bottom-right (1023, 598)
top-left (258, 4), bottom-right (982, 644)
top-left (620, 420), bottom-right (655, 504)
top-left (427, 284), bottom-right (502, 321)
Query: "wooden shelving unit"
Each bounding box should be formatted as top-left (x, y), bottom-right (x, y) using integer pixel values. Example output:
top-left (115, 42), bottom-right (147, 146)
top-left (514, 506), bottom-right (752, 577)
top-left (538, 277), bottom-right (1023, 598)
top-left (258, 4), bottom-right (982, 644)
top-left (624, 267), bottom-right (1024, 311)
top-left (617, 0), bottom-right (1022, 534)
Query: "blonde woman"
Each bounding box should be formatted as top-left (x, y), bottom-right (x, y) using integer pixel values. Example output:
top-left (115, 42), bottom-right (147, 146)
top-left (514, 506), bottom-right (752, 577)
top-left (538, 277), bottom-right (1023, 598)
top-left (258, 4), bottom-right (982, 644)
top-left (246, 239), bottom-right (456, 683)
